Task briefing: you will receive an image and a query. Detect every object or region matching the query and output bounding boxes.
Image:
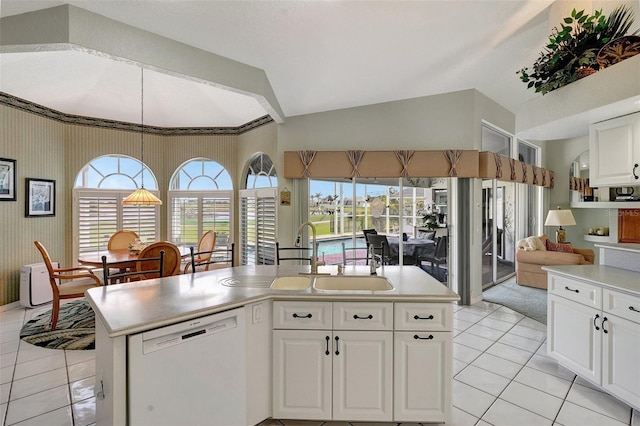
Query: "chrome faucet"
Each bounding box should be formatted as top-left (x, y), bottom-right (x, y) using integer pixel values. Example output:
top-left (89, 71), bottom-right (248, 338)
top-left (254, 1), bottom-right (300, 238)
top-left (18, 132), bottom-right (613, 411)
top-left (295, 221), bottom-right (319, 275)
top-left (369, 245), bottom-right (379, 275)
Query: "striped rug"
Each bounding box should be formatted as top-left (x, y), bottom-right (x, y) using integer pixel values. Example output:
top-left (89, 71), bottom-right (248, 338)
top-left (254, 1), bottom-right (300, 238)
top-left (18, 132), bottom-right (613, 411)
top-left (19, 299), bottom-right (95, 350)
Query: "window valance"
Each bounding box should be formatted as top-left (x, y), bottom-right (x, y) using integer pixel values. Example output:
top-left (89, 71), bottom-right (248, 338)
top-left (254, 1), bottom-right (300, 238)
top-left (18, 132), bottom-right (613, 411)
top-left (284, 150), bottom-right (554, 188)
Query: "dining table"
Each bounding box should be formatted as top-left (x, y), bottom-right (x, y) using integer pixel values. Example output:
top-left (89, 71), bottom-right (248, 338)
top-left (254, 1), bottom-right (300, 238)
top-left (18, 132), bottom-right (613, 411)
top-left (386, 236), bottom-right (435, 265)
top-left (79, 245), bottom-right (192, 267)
top-left (78, 246), bottom-right (192, 283)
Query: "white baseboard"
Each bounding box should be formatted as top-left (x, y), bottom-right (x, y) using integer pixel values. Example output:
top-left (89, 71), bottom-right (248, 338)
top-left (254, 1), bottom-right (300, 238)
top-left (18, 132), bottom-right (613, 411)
top-left (0, 301), bottom-right (21, 312)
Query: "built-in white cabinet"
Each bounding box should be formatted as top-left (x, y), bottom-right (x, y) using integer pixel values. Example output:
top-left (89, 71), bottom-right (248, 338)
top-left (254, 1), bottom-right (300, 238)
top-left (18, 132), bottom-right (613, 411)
top-left (589, 112), bottom-right (640, 187)
top-left (272, 301), bottom-right (393, 422)
top-left (601, 289), bottom-right (640, 406)
top-left (393, 303), bottom-right (452, 422)
top-left (547, 272), bottom-right (640, 411)
top-left (272, 300), bottom-right (453, 423)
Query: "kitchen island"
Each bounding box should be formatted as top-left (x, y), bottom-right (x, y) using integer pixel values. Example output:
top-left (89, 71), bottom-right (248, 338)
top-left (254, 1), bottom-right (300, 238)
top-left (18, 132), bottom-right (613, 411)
top-left (87, 264), bottom-right (459, 425)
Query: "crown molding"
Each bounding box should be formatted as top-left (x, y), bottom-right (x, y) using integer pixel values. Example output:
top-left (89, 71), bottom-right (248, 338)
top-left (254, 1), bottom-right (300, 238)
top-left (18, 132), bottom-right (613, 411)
top-left (0, 92), bottom-right (274, 135)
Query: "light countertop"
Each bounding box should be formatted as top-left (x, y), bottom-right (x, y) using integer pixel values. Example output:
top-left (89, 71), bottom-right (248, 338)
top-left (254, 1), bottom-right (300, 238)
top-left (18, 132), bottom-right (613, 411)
top-left (595, 243), bottom-right (640, 254)
top-left (86, 264), bottom-right (459, 337)
top-left (542, 265), bottom-right (640, 296)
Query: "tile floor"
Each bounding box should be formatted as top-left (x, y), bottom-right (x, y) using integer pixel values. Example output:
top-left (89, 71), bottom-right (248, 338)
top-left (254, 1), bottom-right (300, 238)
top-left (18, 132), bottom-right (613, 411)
top-left (1, 300), bottom-right (638, 426)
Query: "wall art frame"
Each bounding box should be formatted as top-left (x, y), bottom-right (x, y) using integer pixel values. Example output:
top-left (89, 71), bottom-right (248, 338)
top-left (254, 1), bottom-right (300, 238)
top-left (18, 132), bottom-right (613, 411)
top-left (0, 158), bottom-right (17, 201)
top-left (26, 178), bottom-right (55, 217)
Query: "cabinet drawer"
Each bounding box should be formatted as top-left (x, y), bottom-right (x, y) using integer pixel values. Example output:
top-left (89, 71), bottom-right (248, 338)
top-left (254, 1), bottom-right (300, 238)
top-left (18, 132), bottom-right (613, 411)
top-left (603, 289), bottom-right (640, 324)
top-left (394, 303), bottom-right (452, 331)
top-left (273, 301), bottom-right (332, 329)
top-left (333, 302), bottom-right (393, 330)
top-left (548, 274), bottom-right (602, 309)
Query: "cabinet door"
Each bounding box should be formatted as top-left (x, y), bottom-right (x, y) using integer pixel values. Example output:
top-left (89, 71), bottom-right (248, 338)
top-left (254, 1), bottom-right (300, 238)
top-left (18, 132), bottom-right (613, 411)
top-left (272, 330), bottom-right (332, 420)
top-left (332, 331), bottom-right (393, 422)
top-left (602, 314), bottom-right (640, 410)
top-left (589, 112), bottom-right (640, 186)
top-left (547, 294), bottom-right (601, 383)
top-left (393, 331), bottom-right (452, 423)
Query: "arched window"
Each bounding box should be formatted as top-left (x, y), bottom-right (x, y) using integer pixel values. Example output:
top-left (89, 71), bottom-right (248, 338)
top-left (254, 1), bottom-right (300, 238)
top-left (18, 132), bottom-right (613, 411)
top-left (245, 152), bottom-right (277, 189)
top-left (240, 153), bottom-right (277, 265)
top-left (73, 155), bottom-right (160, 255)
top-left (169, 158), bottom-right (233, 246)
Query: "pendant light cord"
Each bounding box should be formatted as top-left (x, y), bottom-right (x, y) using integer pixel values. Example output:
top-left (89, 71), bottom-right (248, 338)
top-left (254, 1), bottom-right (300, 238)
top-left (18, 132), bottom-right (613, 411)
top-left (140, 67), bottom-right (145, 189)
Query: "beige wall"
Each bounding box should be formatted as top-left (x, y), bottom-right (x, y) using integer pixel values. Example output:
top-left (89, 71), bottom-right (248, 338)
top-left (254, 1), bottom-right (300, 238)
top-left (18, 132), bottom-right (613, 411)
top-left (1, 88), bottom-right (514, 306)
top-left (1, 105), bottom-right (66, 306)
top-left (0, 104), bottom-right (275, 306)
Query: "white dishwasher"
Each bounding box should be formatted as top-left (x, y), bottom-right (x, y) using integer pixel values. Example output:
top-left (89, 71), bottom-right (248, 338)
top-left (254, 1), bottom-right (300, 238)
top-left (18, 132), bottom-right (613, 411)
top-left (128, 307), bottom-right (246, 425)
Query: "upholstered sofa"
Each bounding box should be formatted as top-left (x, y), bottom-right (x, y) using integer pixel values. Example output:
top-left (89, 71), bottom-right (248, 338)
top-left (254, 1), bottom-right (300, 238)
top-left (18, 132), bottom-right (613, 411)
top-left (515, 234), bottom-right (595, 289)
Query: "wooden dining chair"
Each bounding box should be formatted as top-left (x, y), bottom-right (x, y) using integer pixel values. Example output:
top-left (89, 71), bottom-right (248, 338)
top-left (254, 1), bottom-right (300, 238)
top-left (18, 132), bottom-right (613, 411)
top-left (182, 231), bottom-right (216, 274)
top-left (138, 242), bottom-right (182, 278)
top-left (186, 243), bottom-right (235, 274)
top-left (108, 230), bottom-right (140, 250)
top-left (34, 241), bottom-right (102, 330)
top-left (102, 251), bottom-right (165, 284)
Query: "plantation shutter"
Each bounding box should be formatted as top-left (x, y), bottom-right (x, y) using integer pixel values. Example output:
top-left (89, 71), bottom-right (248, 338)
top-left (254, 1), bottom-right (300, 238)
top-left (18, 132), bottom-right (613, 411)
top-left (75, 190), bottom-right (159, 254)
top-left (77, 194), bottom-right (118, 253)
top-left (240, 188), bottom-right (276, 265)
top-left (168, 191), bottom-right (233, 246)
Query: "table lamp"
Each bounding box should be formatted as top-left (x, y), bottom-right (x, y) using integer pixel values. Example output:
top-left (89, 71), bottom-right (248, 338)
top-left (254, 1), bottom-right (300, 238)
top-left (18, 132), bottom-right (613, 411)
top-left (545, 207), bottom-right (576, 243)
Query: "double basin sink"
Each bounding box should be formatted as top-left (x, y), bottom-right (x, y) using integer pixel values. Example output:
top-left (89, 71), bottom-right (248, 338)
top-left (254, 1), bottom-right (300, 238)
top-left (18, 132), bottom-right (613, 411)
top-left (270, 275), bottom-right (393, 291)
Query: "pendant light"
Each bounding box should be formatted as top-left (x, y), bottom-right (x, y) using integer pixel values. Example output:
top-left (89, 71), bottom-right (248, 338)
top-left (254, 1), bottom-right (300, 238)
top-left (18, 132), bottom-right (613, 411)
top-left (122, 68), bottom-right (162, 206)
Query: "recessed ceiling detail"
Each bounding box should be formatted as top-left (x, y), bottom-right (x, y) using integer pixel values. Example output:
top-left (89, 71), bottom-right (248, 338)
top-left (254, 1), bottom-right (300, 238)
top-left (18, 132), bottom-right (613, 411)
top-left (0, 92), bottom-right (274, 135)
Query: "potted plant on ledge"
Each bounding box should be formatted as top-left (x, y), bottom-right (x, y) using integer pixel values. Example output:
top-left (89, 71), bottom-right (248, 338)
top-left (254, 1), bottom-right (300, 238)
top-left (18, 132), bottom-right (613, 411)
top-left (517, 5), bottom-right (637, 94)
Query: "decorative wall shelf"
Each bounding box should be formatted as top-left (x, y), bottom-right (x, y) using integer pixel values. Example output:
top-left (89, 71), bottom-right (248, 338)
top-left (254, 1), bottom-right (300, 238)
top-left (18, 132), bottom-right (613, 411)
top-left (584, 234), bottom-right (615, 243)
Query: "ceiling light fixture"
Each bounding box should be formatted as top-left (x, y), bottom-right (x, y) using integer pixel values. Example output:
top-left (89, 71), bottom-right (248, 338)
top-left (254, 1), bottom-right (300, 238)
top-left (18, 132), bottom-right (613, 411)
top-left (122, 68), bottom-right (162, 206)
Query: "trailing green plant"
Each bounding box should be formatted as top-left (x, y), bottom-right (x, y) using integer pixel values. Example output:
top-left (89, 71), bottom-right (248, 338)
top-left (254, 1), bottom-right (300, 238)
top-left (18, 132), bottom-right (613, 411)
top-left (517, 5), bottom-right (637, 94)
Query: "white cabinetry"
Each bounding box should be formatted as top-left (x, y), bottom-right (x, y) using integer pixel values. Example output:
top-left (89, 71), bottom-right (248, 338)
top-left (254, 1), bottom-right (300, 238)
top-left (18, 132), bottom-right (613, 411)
top-left (272, 300), bottom-right (453, 423)
top-left (547, 273), bottom-right (640, 410)
top-left (272, 301), bottom-right (393, 422)
top-left (393, 303), bottom-right (452, 422)
top-left (601, 289), bottom-right (640, 406)
top-left (589, 112), bottom-right (640, 186)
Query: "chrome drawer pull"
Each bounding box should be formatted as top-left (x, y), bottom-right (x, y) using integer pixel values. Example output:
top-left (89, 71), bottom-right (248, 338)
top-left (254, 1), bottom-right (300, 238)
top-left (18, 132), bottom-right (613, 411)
top-left (414, 314), bottom-right (434, 320)
top-left (629, 306), bottom-right (640, 313)
top-left (353, 314), bottom-right (373, 320)
top-left (564, 286), bottom-right (579, 293)
top-left (413, 334), bottom-right (434, 340)
top-left (292, 313), bottom-right (312, 319)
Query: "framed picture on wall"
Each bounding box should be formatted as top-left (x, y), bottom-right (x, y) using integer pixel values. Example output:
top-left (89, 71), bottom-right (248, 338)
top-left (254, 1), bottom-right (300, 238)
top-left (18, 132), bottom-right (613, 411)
top-left (26, 178), bottom-right (55, 217)
top-left (0, 158), bottom-right (16, 201)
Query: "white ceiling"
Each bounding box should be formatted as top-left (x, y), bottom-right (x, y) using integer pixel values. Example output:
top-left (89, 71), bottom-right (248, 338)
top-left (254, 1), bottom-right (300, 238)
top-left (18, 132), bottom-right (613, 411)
top-left (0, 0), bottom-right (626, 129)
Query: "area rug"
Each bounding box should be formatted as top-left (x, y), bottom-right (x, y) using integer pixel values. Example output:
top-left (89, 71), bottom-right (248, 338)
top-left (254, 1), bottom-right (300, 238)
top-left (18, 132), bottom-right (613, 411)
top-left (19, 299), bottom-right (95, 350)
top-left (483, 278), bottom-right (548, 324)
